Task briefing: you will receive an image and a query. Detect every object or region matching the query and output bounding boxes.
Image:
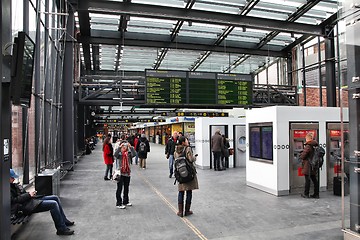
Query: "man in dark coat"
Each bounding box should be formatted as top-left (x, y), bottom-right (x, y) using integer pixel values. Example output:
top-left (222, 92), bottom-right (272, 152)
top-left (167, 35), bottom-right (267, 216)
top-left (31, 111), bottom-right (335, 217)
top-left (10, 169), bottom-right (75, 235)
top-left (211, 129), bottom-right (224, 171)
top-left (136, 134), bottom-right (150, 169)
top-left (299, 133), bottom-right (319, 199)
top-left (165, 131), bottom-right (178, 178)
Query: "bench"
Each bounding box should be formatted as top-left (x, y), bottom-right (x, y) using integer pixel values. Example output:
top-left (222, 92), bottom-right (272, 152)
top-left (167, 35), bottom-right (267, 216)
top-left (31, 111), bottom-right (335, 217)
top-left (10, 213), bottom-right (33, 236)
top-left (11, 213), bottom-right (32, 225)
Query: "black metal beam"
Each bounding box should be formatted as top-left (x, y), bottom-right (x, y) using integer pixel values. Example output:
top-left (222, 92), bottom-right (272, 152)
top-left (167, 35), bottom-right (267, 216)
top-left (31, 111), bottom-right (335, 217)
top-left (92, 44), bottom-right (100, 71)
top-left (190, 0), bottom-right (260, 71)
top-left (79, 32), bottom-right (286, 57)
top-left (257, 0), bottom-right (322, 49)
top-left (153, 0), bottom-right (196, 69)
top-left (78, 1), bottom-right (91, 71)
top-left (85, 1), bottom-right (324, 36)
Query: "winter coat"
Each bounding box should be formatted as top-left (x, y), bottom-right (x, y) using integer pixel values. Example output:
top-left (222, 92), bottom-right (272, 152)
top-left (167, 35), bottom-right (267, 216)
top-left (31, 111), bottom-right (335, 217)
top-left (300, 140), bottom-right (318, 175)
top-left (211, 132), bottom-right (224, 152)
top-left (174, 145), bottom-right (199, 191)
top-left (10, 183), bottom-right (42, 215)
top-left (103, 143), bottom-right (114, 165)
top-left (136, 137), bottom-right (150, 159)
top-left (165, 137), bottom-right (177, 156)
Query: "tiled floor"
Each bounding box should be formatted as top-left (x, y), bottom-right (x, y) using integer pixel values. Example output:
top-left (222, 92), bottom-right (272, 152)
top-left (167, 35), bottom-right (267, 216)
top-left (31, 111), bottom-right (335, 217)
top-left (12, 143), bottom-right (350, 240)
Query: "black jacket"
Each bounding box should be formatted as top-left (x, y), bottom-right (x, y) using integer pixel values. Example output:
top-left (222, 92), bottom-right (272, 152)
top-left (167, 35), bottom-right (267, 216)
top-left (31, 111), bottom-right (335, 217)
top-left (165, 137), bottom-right (177, 155)
top-left (10, 183), bottom-right (42, 215)
top-left (136, 137), bottom-right (150, 159)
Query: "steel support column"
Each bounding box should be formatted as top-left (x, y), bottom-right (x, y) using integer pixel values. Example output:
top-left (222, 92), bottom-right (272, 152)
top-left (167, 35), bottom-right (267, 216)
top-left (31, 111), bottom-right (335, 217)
top-left (346, 16), bottom-right (360, 234)
top-left (62, 8), bottom-right (75, 165)
top-left (77, 104), bottom-right (85, 152)
top-left (325, 28), bottom-right (336, 107)
top-left (35, 0), bottom-right (41, 173)
top-left (302, 45), bottom-right (306, 106)
top-left (22, 0), bottom-right (30, 184)
top-left (318, 36), bottom-right (323, 106)
top-left (0, 0), bottom-right (12, 238)
top-left (287, 55), bottom-right (292, 86)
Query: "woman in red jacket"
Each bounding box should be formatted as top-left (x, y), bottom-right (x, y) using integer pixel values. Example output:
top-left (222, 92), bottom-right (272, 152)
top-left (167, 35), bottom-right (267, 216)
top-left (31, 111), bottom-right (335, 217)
top-left (103, 135), bottom-right (114, 180)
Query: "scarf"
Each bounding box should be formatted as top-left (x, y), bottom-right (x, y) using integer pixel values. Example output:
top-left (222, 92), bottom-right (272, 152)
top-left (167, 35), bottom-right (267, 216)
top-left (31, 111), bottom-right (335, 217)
top-left (121, 150), bottom-right (131, 175)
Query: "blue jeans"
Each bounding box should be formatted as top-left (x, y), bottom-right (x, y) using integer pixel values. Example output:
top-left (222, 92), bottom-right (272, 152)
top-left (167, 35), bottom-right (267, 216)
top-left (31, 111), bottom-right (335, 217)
top-left (33, 195), bottom-right (69, 231)
top-left (105, 164), bottom-right (113, 178)
top-left (135, 152), bottom-right (139, 165)
top-left (178, 190), bottom-right (192, 204)
top-left (169, 154), bottom-right (175, 175)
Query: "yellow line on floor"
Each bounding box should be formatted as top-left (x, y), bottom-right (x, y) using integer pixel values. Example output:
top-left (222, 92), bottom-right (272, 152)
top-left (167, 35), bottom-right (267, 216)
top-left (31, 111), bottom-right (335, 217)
top-left (137, 171), bottom-right (208, 240)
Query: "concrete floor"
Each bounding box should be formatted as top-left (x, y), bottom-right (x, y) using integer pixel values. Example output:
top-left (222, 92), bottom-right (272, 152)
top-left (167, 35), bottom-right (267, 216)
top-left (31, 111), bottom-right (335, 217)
top-left (12, 143), bottom-right (350, 240)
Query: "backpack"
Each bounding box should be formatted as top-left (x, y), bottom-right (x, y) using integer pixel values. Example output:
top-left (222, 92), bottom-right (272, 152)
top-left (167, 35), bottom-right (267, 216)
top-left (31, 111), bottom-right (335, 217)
top-left (138, 141), bottom-right (146, 153)
top-left (174, 147), bottom-right (195, 184)
top-left (309, 145), bottom-right (325, 170)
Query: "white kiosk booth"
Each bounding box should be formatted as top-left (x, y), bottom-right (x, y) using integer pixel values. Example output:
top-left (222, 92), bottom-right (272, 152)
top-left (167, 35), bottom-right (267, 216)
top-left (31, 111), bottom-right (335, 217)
top-left (195, 117), bottom-right (246, 169)
top-left (246, 106), bottom-right (348, 196)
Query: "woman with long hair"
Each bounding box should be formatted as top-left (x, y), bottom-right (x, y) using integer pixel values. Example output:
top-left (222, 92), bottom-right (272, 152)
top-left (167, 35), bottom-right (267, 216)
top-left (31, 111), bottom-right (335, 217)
top-left (103, 135), bottom-right (114, 181)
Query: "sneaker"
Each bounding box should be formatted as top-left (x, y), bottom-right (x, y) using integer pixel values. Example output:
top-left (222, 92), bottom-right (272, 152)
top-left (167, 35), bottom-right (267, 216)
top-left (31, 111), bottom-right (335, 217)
top-left (169, 173), bottom-right (172, 178)
top-left (116, 205), bottom-right (126, 209)
top-left (56, 228), bottom-right (74, 235)
top-left (104, 177), bottom-right (110, 181)
top-left (301, 193), bottom-right (310, 198)
top-left (310, 194), bottom-right (319, 199)
top-left (142, 167), bottom-right (146, 169)
top-left (126, 203), bottom-right (132, 206)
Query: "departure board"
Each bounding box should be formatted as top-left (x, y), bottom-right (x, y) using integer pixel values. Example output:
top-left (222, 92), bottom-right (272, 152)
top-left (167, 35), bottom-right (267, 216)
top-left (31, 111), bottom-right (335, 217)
top-left (145, 70), bottom-right (253, 107)
top-left (188, 72), bottom-right (216, 104)
top-left (217, 73), bottom-right (253, 106)
top-left (146, 70), bottom-right (187, 104)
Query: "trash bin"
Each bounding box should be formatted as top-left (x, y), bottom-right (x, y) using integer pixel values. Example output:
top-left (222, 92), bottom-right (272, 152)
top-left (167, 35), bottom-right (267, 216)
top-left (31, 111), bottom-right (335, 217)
top-left (35, 168), bottom-right (60, 196)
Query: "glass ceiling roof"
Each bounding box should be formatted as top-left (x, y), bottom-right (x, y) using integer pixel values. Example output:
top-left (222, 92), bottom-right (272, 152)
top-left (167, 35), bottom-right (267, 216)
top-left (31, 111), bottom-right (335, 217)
top-left (75, 0), bottom-right (340, 119)
top-left (77, 0), bottom-right (339, 75)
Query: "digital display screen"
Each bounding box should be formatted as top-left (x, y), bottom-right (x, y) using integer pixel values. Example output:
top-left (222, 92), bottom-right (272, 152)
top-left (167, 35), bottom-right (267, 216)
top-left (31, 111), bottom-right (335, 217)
top-left (145, 70), bottom-right (253, 106)
top-left (146, 70), bottom-right (187, 104)
top-left (294, 141), bottom-right (304, 150)
top-left (330, 140), bottom-right (339, 149)
top-left (261, 126), bottom-right (273, 160)
top-left (217, 73), bottom-right (253, 105)
top-left (250, 127), bottom-right (261, 158)
top-left (249, 124), bottom-right (273, 162)
top-left (188, 72), bottom-right (216, 104)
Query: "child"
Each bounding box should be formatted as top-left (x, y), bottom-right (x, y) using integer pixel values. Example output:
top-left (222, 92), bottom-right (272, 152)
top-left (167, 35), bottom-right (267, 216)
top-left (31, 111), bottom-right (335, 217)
top-left (115, 143), bottom-right (132, 209)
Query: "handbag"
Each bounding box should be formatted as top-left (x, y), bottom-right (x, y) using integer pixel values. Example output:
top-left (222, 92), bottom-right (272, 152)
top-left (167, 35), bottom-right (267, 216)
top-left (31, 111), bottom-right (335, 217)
top-left (222, 148), bottom-right (230, 158)
top-left (112, 170), bottom-right (121, 181)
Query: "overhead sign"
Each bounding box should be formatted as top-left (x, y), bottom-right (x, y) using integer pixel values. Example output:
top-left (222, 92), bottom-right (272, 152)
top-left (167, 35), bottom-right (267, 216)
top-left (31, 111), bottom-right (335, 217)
top-left (94, 119), bottom-right (166, 123)
top-left (145, 70), bottom-right (253, 107)
top-left (175, 112), bottom-right (229, 117)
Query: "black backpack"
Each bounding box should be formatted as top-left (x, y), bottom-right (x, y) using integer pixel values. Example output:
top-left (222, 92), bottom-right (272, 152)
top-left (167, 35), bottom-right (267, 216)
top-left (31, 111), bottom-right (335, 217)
top-left (309, 145), bottom-right (325, 170)
top-left (174, 147), bottom-right (195, 184)
top-left (138, 141), bottom-right (146, 154)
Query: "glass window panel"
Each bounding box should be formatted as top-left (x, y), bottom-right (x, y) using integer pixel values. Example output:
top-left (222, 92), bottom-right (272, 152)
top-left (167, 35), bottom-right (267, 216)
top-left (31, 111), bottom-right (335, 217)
top-left (12, 0), bottom-right (24, 34)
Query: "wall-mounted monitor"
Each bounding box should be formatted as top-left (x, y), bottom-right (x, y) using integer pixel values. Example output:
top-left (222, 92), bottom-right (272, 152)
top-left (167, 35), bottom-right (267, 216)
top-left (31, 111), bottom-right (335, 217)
top-left (11, 32), bottom-right (35, 107)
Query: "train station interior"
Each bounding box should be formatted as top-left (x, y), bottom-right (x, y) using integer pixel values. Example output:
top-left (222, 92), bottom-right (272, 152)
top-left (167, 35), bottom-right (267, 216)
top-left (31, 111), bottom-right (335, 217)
top-left (1, 0), bottom-right (360, 239)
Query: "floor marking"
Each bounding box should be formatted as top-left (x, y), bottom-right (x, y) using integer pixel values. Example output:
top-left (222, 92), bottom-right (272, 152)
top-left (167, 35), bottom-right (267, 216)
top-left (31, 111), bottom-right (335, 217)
top-left (137, 171), bottom-right (208, 240)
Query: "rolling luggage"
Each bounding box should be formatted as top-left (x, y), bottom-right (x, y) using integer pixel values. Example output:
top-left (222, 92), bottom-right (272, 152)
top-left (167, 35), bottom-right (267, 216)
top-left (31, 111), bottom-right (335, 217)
top-left (333, 176), bottom-right (349, 196)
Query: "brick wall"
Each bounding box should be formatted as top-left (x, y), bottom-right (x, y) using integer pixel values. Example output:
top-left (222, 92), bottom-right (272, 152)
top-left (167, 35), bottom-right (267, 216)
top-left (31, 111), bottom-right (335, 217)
top-left (298, 87), bottom-right (348, 107)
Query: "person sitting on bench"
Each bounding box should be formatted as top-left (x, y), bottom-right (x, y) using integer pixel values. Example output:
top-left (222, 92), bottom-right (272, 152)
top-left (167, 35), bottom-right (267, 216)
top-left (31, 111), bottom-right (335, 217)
top-left (10, 169), bottom-right (75, 235)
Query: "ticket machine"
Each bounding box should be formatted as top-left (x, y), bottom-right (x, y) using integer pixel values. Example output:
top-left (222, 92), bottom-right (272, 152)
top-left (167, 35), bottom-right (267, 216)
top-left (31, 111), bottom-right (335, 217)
top-left (326, 123), bottom-right (349, 189)
top-left (289, 123), bottom-right (319, 193)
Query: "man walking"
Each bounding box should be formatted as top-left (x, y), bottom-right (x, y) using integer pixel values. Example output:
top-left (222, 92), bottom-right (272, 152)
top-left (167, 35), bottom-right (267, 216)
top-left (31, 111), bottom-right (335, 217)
top-left (165, 131), bottom-right (178, 178)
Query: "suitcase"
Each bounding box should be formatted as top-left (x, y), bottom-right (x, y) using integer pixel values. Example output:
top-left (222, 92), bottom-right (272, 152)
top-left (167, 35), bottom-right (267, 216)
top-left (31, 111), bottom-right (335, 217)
top-left (333, 176), bottom-right (349, 196)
